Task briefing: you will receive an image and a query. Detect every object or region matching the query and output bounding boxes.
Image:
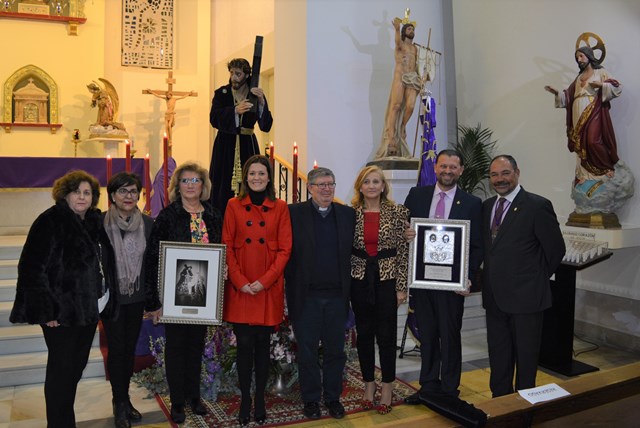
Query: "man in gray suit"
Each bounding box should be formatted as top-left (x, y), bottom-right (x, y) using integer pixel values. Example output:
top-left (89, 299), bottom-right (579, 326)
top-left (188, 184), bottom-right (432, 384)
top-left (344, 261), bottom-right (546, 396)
top-left (482, 155), bottom-right (565, 397)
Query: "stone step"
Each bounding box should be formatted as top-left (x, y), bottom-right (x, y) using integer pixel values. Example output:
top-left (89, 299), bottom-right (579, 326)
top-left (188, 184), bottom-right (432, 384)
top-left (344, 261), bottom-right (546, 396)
top-left (0, 301), bottom-right (13, 327)
top-left (0, 235), bottom-right (25, 260)
top-left (0, 279), bottom-right (15, 302)
top-left (0, 324), bottom-right (100, 355)
top-left (0, 347), bottom-right (105, 388)
top-left (0, 259), bottom-right (18, 281)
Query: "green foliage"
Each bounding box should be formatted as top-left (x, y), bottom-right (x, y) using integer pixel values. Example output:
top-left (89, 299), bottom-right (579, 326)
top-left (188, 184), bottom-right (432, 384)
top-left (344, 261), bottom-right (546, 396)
top-left (452, 124), bottom-right (497, 197)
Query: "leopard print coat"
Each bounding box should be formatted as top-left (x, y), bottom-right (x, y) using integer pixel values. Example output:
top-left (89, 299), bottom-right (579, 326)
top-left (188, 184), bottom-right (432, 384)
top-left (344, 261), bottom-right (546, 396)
top-left (350, 203), bottom-right (410, 292)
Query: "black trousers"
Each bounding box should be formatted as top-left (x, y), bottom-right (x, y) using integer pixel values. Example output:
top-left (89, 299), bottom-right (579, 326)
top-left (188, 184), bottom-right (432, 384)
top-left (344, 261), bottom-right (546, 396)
top-left (102, 301), bottom-right (145, 402)
top-left (351, 277), bottom-right (398, 383)
top-left (41, 322), bottom-right (97, 428)
top-left (486, 306), bottom-right (544, 397)
top-left (233, 324), bottom-right (273, 406)
top-left (292, 297), bottom-right (347, 403)
top-left (164, 323), bottom-right (207, 405)
top-left (412, 288), bottom-right (465, 396)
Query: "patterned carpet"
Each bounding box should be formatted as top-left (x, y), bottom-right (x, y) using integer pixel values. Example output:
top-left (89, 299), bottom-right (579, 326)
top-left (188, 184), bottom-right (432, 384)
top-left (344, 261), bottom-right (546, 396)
top-left (155, 360), bottom-right (417, 427)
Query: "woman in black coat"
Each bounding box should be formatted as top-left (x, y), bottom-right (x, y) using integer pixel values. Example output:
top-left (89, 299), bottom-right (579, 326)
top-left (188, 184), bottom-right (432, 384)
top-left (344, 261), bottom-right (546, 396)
top-left (145, 162), bottom-right (223, 424)
top-left (10, 170), bottom-right (117, 428)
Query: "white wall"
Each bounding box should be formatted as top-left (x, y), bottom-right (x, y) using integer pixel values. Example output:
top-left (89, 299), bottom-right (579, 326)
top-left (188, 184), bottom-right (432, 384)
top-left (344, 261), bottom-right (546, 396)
top-left (451, 0), bottom-right (640, 348)
top-left (451, 0), bottom-right (639, 225)
top-left (277, 0), bottom-right (448, 203)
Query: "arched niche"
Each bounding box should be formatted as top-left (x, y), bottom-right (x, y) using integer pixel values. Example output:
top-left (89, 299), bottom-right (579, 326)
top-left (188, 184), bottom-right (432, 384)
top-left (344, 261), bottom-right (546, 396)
top-left (1, 64), bottom-right (62, 133)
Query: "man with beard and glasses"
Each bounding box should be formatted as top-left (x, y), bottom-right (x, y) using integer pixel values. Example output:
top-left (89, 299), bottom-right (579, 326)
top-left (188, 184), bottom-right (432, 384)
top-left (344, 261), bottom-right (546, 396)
top-left (544, 46), bottom-right (621, 184)
top-left (209, 58), bottom-right (273, 216)
top-left (376, 14), bottom-right (423, 159)
top-left (403, 149), bottom-right (483, 404)
top-left (482, 155), bottom-right (565, 397)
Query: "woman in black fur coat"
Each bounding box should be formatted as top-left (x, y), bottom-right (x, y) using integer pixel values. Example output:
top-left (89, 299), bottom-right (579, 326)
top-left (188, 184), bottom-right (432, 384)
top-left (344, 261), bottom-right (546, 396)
top-left (10, 170), bottom-right (117, 428)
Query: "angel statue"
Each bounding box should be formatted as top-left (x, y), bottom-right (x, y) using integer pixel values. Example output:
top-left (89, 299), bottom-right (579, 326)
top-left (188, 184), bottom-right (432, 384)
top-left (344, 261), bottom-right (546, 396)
top-left (86, 78), bottom-right (128, 138)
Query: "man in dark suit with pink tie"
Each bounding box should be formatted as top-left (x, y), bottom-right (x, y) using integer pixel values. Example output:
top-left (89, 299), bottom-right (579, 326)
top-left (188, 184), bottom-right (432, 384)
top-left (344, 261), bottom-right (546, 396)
top-left (403, 149), bottom-right (483, 403)
top-left (482, 155), bottom-right (565, 397)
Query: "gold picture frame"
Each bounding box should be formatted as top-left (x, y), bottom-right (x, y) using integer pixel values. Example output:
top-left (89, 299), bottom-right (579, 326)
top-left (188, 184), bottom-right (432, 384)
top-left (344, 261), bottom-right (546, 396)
top-left (158, 241), bottom-right (226, 324)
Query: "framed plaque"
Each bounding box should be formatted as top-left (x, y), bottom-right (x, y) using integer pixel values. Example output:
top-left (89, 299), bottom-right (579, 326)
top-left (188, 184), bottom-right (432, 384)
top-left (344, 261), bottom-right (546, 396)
top-left (158, 241), bottom-right (226, 324)
top-left (408, 218), bottom-right (470, 291)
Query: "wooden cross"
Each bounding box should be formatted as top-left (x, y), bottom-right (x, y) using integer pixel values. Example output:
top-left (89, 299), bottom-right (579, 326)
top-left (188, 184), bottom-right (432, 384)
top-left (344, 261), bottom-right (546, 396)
top-left (142, 71), bottom-right (197, 154)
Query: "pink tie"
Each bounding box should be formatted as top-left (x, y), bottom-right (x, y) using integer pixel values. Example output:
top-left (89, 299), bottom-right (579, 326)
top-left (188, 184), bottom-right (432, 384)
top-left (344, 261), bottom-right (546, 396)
top-left (435, 192), bottom-right (446, 219)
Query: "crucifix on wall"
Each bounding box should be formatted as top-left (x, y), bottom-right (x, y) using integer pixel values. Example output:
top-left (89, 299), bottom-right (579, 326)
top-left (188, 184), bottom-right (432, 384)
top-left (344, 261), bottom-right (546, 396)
top-left (143, 71), bottom-right (197, 154)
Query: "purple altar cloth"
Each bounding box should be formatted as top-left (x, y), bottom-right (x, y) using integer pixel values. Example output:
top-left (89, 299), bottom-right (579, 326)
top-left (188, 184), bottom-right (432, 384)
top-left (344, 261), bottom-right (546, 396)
top-left (0, 157), bottom-right (145, 188)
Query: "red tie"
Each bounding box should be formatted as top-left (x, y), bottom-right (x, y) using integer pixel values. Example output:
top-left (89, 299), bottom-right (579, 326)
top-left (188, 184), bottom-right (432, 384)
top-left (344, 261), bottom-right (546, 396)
top-left (491, 198), bottom-right (507, 240)
top-left (435, 192), bottom-right (446, 219)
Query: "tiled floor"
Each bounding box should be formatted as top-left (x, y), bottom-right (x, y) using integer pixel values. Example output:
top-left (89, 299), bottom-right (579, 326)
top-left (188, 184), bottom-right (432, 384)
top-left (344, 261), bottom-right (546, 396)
top-left (0, 337), bottom-right (637, 427)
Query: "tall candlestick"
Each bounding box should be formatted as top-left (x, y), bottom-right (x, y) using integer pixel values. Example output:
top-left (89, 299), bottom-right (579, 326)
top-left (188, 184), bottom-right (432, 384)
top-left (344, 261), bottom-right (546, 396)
top-left (163, 133), bottom-right (169, 206)
top-left (269, 141), bottom-right (275, 174)
top-left (144, 153), bottom-right (151, 214)
top-left (292, 142), bottom-right (298, 203)
top-left (125, 140), bottom-right (131, 172)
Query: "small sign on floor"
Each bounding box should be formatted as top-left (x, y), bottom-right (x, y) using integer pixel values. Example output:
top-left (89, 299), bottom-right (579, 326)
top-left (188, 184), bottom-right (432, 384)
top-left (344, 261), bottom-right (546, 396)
top-left (518, 383), bottom-right (570, 404)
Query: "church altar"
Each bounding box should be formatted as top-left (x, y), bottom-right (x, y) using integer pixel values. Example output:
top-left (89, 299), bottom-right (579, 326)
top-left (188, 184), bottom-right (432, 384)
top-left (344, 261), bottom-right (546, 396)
top-left (0, 157), bottom-right (145, 188)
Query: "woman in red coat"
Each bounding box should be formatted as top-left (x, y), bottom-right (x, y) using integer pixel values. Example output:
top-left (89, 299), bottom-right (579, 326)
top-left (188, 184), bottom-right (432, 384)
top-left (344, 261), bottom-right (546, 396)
top-left (222, 155), bottom-right (292, 426)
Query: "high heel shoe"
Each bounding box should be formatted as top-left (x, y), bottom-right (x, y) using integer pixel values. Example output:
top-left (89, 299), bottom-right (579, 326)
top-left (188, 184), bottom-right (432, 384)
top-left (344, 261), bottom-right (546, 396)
top-left (361, 381), bottom-right (376, 410)
top-left (377, 381), bottom-right (393, 415)
top-left (238, 398), bottom-right (251, 426)
top-left (254, 396), bottom-right (267, 425)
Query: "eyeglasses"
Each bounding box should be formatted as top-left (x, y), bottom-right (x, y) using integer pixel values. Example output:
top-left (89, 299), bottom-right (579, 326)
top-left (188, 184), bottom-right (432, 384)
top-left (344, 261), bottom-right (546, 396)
top-left (116, 188), bottom-right (139, 197)
top-left (180, 178), bottom-right (202, 184)
top-left (310, 182), bottom-right (336, 189)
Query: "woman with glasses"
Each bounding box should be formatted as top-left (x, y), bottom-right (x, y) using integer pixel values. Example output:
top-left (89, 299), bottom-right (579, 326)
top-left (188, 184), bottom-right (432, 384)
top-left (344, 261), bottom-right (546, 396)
top-left (102, 172), bottom-right (160, 428)
top-left (145, 162), bottom-right (222, 424)
top-left (349, 165), bottom-right (409, 414)
top-left (10, 170), bottom-right (117, 428)
top-left (222, 155), bottom-right (292, 426)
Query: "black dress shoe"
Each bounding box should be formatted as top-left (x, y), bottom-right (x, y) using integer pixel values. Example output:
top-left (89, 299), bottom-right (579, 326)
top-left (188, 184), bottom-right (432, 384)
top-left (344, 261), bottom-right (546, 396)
top-left (170, 404), bottom-right (186, 424)
top-left (126, 401), bottom-right (142, 421)
top-left (189, 398), bottom-right (207, 415)
top-left (303, 401), bottom-right (321, 419)
top-left (324, 400), bottom-right (345, 419)
top-left (404, 392), bottom-right (423, 405)
top-left (113, 401), bottom-right (131, 428)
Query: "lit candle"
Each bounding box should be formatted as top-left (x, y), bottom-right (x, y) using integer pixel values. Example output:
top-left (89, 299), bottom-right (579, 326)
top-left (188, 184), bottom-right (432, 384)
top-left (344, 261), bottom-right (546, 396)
top-left (163, 133), bottom-right (169, 206)
top-left (125, 140), bottom-right (131, 172)
top-left (106, 155), bottom-right (112, 181)
top-left (292, 142), bottom-right (298, 203)
top-left (269, 141), bottom-right (275, 174)
top-left (144, 153), bottom-right (151, 214)
top-left (106, 155), bottom-right (113, 207)
top-left (313, 160), bottom-right (318, 169)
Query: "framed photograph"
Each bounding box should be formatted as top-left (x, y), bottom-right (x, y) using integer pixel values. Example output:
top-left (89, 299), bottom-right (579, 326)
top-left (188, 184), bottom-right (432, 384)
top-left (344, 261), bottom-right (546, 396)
top-left (158, 241), bottom-right (226, 324)
top-left (408, 218), bottom-right (470, 291)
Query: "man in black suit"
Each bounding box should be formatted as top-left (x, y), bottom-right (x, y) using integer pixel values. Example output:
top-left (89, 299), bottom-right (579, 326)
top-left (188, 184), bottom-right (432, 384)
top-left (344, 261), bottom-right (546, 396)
top-left (285, 167), bottom-right (355, 420)
top-left (404, 149), bottom-right (483, 403)
top-left (483, 155), bottom-right (565, 397)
